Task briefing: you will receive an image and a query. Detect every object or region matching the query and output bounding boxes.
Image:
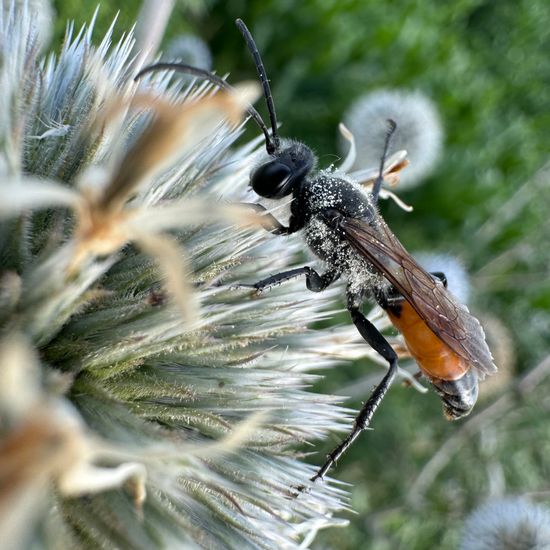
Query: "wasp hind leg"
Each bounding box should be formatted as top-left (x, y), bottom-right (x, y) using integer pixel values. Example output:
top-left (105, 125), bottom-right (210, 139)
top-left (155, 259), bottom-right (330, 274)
top-left (309, 289), bottom-right (398, 483)
top-left (376, 271), bottom-right (447, 310)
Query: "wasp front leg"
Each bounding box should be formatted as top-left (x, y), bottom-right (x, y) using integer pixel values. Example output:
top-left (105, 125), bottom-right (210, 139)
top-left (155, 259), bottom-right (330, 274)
top-left (238, 202), bottom-right (293, 235)
top-left (243, 266), bottom-right (340, 293)
top-left (309, 289), bottom-right (398, 483)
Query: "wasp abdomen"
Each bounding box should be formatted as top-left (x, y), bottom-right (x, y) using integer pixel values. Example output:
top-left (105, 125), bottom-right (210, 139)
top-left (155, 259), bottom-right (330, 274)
top-left (386, 300), bottom-right (478, 418)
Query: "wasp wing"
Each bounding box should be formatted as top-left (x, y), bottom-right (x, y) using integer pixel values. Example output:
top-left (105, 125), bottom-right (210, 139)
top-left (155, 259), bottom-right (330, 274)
top-left (340, 215), bottom-right (496, 378)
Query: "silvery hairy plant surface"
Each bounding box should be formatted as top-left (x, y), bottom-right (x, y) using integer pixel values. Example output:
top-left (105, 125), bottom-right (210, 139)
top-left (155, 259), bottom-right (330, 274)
top-left (0, 3), bottom-right (426, 549)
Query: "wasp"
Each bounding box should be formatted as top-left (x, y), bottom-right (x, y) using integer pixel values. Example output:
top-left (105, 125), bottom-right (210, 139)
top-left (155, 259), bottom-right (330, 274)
top-left (136, 19), bottom-right (497, 484)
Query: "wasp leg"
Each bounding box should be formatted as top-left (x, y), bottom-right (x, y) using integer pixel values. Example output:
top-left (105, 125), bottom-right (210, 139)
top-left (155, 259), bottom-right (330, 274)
top-left (376, 271), bottom-right (446, 307)
top-left (371, 119), bottom-right (397, 204)
top-left (236, 202), bottom-right (293, 235)
top-left (244, 266), bottom-right (340, 293)
top-left (310, 291), bottom-right (398, 483)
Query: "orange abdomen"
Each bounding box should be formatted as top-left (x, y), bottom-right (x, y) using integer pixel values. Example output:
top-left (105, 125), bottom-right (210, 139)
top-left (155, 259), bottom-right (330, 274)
top-left (386, 301), bottom-right (469, 381)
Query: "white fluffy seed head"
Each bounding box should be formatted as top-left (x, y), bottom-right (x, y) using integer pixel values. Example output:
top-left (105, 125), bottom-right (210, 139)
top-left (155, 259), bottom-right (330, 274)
top-left (459, 498), bottom-right (550, 550)
top-left (342, 89), bottom-right (444, 188)
top-left (415, 252), bottom-right (471, 304)
top-left (163, 34), bottom-right (212, 71)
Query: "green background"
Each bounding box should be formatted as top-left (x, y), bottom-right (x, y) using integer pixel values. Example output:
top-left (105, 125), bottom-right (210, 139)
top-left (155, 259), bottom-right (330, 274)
top-left (51, 1), bottom-right (550, 547)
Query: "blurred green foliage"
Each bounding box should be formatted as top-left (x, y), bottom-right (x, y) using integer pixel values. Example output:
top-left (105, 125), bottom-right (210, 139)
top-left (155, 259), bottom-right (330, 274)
top-left (51, 1), bottom-right (550, 548)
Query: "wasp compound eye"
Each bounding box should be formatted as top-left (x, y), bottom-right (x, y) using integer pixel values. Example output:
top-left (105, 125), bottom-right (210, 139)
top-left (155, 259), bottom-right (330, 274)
top-left (251, 161), bottom-right (293, 198)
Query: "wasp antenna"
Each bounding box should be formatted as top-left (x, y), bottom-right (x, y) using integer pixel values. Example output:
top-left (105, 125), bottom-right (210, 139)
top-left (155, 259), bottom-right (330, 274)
top-left (135, 62), bottom-right (274, 150)
top-left (235, 19), bottom-right (280, 153)
top-left (371, 119), bottom-right (398, 203)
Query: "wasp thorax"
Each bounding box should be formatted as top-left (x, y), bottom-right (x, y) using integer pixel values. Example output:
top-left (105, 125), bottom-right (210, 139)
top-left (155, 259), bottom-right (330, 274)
top-left (251, 141), bottom-right (316, 199)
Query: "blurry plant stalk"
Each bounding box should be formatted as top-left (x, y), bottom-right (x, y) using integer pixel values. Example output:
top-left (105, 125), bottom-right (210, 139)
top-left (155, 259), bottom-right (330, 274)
top-left (133, 0), bottom-right (175, 66)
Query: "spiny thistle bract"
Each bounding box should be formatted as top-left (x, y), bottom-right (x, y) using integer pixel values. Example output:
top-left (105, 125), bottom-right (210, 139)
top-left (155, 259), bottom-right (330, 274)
top-left (341, 89), bottom-right (444, 189)
top-left (1, 0), bottom-right (53, 50)
top-left (0, 6), bottom-right (383, 548)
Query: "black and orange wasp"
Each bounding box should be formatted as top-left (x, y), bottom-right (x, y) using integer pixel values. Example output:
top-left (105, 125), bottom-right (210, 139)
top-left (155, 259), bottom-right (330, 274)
top-left (136, 18), bottom-right (497, 484)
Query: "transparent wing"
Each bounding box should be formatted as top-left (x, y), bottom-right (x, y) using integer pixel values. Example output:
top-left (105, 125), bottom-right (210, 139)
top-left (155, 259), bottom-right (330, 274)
top-left (340, 215), bottom-right (497, 378)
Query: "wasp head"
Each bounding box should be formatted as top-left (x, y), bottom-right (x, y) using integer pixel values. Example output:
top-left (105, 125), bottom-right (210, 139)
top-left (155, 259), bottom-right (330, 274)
top-left (251, 140), bottom-right (316, 199)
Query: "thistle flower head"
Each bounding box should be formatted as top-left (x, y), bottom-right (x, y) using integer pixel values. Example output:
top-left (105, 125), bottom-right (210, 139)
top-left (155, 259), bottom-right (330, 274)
top-left (342, 89), bottom-right (444, 189)
top-left (460, 498), bottom-right (550, 550)
top-left (0, 5), bottom-right (363, 548)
